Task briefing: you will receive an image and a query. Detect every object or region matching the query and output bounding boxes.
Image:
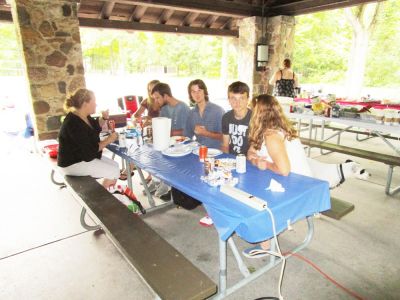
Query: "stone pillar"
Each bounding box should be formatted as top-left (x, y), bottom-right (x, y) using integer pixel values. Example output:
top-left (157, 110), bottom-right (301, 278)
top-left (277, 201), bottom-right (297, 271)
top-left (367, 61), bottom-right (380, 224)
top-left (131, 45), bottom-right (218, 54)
top-left (11, 0), bottom-right (85, 140)
top-left (237, 15), bottom-right (295, 97)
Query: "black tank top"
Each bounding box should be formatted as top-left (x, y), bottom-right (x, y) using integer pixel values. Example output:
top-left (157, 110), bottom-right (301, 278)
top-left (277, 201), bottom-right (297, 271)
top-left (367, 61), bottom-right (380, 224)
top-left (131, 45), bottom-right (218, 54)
top-left (274, 70), bottom-right (296, 98)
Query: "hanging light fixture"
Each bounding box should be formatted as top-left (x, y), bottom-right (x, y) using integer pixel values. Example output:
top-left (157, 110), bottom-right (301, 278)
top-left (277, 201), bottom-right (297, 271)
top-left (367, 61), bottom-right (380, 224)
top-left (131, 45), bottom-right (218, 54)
top-left (256, 0), bottom-right (268, 71)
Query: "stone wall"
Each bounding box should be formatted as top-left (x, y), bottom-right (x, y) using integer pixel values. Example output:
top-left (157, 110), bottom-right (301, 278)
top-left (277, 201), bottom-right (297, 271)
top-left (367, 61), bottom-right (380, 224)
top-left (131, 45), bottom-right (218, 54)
top-left (11, 0), bottom-right (85, 140)
top-left (237, 16), bottom-right (295, 97)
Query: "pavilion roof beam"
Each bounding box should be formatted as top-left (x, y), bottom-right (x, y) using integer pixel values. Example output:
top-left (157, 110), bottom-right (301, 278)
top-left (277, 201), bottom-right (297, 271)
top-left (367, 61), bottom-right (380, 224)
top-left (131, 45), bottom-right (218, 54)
top-left (267, 0), bottom-right (380, 16)
top-left (202, 15), bottom-right (219, 28)
top-left (180, 12), bottom-right (199, 26)
top-left (157, 9), bottom-right (174, 24)
top-left (100, 1), bottom-right (115, 19)
top-left (79, 17), bottom-right (238, 36)
top-left (101, 0), bottom-right (262, 18)
top-left (221, 18), bottom-right (233, 30)
top-left (129, 5), bottom-right (147, 22)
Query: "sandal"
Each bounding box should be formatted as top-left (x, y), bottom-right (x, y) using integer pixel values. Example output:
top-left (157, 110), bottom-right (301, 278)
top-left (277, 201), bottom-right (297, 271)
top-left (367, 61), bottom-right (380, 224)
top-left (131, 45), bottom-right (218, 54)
top-left (242, 245), bottom-right (270, 258)
top-left (119, 171), bottom-right (134, 181)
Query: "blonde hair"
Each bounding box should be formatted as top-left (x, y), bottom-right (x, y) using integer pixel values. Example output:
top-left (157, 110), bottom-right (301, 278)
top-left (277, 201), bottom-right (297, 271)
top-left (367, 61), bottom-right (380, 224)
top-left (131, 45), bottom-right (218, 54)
top-left (146, 79), bottom-right (160, 106)
top-left (64, 89), bottom-right (93, 111)
top-left (248, 94), bottom-right (297, 150)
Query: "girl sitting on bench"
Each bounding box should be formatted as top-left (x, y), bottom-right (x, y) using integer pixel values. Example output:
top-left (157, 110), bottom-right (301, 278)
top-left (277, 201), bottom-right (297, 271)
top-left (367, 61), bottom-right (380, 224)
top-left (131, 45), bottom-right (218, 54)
top-left (244, 94), bottom-right (367, 258)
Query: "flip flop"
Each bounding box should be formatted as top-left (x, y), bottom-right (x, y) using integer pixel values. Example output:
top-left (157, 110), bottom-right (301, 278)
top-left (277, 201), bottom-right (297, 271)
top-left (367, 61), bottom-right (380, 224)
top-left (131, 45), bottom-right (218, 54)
top-left (119, 171), bottom-right (134, 181)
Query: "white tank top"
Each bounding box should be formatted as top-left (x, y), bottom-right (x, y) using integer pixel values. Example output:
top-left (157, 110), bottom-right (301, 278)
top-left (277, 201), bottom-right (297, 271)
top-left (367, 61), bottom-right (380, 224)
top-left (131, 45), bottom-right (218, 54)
top-left (256, 132), bottom-right (313, 177)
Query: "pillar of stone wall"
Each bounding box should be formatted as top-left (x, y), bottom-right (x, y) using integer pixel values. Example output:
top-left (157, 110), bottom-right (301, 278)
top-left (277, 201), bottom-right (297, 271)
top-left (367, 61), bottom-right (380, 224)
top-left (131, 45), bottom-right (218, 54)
top-left (11, 0), bottom-right (85, 140)
top-left (237, 15), bottom-right (295, 97)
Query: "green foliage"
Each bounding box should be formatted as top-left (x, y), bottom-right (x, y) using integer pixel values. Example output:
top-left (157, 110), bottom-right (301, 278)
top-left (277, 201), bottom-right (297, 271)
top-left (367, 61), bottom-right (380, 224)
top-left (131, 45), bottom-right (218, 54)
top-left (80, 29), bottom-right (237, 78)
top-left (365, 0), bottom-right (400, 87)
top-left (294, 0), bottom-right (400, 87)
top-left (294, 10), bottom-right (352, 84)
top-left (0, 23), bottom-right (23, 75)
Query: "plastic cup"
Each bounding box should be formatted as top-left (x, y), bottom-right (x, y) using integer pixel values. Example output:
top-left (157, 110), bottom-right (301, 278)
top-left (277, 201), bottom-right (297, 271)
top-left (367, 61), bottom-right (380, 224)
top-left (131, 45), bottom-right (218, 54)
top-left (199, 145), bottom-right (208, 162)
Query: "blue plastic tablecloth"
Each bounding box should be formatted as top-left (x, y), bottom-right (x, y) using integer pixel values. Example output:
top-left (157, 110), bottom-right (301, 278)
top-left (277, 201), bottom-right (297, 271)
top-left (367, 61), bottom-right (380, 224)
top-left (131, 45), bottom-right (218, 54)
top-left (108, 144), bottom-right (330, 243)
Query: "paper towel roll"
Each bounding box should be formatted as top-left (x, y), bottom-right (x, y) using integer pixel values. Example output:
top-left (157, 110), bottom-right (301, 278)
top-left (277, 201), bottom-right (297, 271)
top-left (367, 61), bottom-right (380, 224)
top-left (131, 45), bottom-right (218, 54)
top-left (152, 117), bottom-right (171, 151)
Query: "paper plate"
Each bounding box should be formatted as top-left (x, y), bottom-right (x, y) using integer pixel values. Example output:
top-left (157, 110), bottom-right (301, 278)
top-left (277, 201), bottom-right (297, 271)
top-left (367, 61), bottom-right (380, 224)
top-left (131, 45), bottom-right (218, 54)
top-left (162, 145), bottom-right (192, 157)
top-left (192, 148), bottom-right (222, 157)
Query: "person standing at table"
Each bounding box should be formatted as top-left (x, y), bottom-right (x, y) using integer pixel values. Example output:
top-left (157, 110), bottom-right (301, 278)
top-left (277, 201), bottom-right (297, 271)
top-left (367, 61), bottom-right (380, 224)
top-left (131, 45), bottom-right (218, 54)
top-left (221, 81), bottom-right (252, 155)
top-left (269, 58), bottom-right (299, 99)
top-left (185, 79), bottom-right (225, 149)
top-left (57, 89), bottom-right (120, 188)
top-left (149, 82), bottom-right (191, 198)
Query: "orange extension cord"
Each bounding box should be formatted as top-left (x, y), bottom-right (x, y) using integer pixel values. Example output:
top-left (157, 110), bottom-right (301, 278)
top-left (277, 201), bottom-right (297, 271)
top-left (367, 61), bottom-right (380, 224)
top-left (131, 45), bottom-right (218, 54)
top-left (286, 252), bottom-right (366, 300)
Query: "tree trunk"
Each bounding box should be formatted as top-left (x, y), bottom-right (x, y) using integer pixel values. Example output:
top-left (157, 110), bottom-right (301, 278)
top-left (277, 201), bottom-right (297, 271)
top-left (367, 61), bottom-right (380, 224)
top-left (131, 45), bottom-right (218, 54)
top-left (344, 3), bottom-right (381, 100)
top-left (346, 25), bottom-right (369, 99)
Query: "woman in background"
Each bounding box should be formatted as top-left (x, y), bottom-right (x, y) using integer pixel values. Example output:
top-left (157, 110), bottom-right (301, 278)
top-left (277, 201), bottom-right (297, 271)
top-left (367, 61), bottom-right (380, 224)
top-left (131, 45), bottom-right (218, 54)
top-left (57, 89), bottom-right (119, 188)
top-left (269, 58), bottom-right (299, 99)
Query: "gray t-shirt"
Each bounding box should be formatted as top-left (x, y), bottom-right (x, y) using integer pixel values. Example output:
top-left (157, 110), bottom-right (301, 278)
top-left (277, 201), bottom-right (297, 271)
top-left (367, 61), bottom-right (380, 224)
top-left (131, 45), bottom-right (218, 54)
top-left (160, 101), bottom-right (190, 132)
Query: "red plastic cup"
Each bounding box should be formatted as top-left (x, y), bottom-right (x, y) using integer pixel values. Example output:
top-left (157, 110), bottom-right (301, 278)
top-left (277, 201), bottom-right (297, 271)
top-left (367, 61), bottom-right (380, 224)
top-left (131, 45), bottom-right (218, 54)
top-left (199, 145), bottom-right (208, 162)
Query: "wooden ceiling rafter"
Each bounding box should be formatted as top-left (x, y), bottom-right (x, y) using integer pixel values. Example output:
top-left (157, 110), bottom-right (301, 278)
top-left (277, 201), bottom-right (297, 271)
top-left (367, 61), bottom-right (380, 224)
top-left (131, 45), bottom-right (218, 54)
top-left (157, 8), bottom-right (174, 24)
top-left (202, 15), bottom-right (219, 28)
top-left (0, 0), bottom-right (380, 36)
top-left (99, 1), bottom-right (115, 19)
top-left (129, 5), bottom-right (147, 22)
top-left (180, 12), bottom-right (199, 26)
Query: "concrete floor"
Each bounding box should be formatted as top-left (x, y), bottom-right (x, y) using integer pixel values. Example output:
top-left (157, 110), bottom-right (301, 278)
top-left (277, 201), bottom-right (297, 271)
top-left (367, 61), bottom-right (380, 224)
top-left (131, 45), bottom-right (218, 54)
top-left (0, 130), bottom-right (399, 300)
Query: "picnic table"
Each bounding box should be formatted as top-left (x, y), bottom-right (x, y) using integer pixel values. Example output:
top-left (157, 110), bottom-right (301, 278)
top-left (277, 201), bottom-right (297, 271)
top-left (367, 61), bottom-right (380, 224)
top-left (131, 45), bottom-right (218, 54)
top-left (107, 142), bottom-right (330, 299)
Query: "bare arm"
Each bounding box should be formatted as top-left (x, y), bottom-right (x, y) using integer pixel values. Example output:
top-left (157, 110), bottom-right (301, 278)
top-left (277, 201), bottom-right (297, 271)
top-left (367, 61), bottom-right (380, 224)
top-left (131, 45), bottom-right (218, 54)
top-left (294, 73), bottom-right (299, 88)
top-left (246, 146), bottom-right (258, 164)
top-left (249, 132), bottom-right (291, 176)
top-left (194, 125), bottom-right (222, 141)
top-left (221, 134), bottom-right (230, 153)
top-left (98, 110), bottom-right (110, 127)
top-left (134, 105), bottom-right (146, 119)
top-left (269, 71), bottom-right (279, 85)
top-left (99, 132), bottom-right (118, 151)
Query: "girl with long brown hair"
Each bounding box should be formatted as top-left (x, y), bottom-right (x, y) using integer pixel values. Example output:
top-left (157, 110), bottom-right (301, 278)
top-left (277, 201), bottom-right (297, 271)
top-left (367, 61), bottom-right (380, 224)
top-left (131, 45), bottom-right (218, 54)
top-left (247, 94), bottom-right (311, 177)
top-left (243, 94), bottom-right (367, 258)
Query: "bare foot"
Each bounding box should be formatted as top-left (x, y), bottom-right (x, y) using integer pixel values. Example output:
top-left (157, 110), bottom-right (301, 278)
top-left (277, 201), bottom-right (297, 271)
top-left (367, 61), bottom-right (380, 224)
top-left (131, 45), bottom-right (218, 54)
top-left (102, 178), bottom-right (117, 189)
top-left (260, 240), bottom-right (271, 250)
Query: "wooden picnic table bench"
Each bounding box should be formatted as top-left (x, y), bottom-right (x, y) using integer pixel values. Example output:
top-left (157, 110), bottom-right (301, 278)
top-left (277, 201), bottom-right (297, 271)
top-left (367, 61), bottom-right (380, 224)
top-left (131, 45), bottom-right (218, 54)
top-left (300, 137), bottom-right (400, 196)
top-left (63, 175), bottom-right (217, 300)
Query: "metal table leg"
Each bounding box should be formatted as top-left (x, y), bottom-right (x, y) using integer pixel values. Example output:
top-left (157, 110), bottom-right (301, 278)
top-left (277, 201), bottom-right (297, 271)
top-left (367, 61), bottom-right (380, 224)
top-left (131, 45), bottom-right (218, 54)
top-left (137, 168), bottom-right (156, 208)
top-left (213, 217), bottom-right (314, 299)
top-left (80, 207), bottom-right (101, 231)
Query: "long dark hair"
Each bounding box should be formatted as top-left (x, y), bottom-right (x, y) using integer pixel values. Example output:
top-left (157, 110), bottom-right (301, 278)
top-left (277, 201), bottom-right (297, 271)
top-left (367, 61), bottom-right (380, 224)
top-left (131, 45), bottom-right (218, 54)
top-left (188, 79), bottom-right (209, 105)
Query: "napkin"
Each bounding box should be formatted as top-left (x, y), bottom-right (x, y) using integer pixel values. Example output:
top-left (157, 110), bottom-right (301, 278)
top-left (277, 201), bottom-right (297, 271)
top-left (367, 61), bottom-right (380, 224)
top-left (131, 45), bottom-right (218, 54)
top-left (266, 178), bottom-right (285, 192)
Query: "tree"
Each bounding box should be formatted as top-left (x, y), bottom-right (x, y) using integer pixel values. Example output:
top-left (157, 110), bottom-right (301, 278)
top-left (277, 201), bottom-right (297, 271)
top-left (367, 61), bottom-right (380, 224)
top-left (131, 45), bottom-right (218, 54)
top-left (344, 2), bottom-right (382, 99)
top-left (294, 11), bottom-right (352, 84)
